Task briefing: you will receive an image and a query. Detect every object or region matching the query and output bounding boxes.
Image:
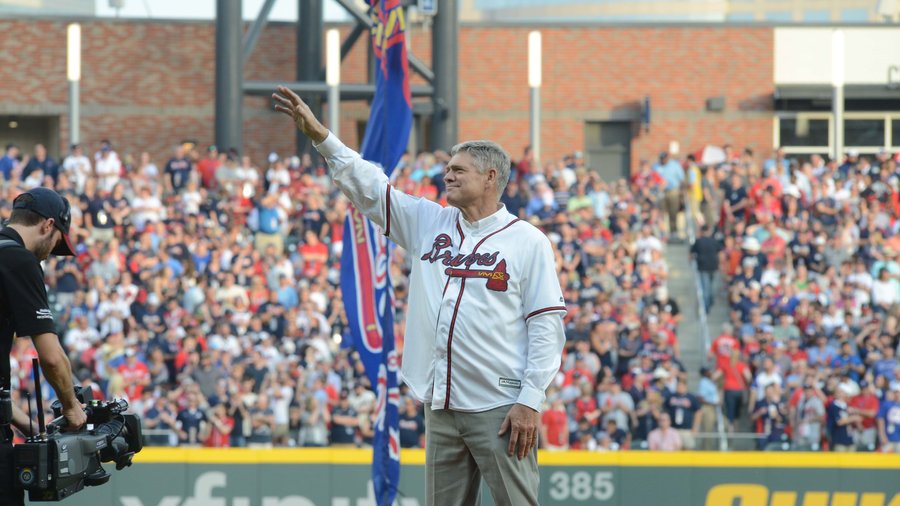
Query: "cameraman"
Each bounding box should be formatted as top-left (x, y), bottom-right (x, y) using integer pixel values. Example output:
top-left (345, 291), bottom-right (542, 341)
top-left (1, 188), bottom-right (87, 505)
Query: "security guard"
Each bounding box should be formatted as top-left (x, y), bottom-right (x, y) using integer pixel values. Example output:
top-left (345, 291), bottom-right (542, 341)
top-left (1, 187), bottom-right (87, 505)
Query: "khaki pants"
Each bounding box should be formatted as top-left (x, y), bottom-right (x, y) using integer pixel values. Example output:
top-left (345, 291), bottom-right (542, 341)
top-left (425, 404), bottom-right (539, 506)
top-left (677, 429), bottom-right (696, 450)
top-left (699, 405), bottom-right (718, 450)
top-left (254, 232), bottom-right (284, 254)
top-left (664, 189), bottom-right (681, 236)
top-left (833, 444), bottom-right (856, 452)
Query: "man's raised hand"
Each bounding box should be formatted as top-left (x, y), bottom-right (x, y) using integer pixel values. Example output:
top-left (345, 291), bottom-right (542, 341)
top-left (272, 86), bottom-right (329, 144)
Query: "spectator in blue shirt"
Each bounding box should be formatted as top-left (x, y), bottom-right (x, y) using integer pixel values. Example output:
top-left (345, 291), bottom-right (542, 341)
top-left (697, 367), bottom-right (720, 450)
top-left (665, 379), bottom-right (702, 450)
top-left (276, 274), bottom-right (299, 309)
top-left (807, 336), bottom-right (838, 370)
top-left (874, 346), bottom-right (898, 382)
top-left (653, 152), bottom-right (684, 239)
top-left (164, 145), bottom-right (192, 193)
top-left (144, 396), bottom-right (179, 446)
top-left (827, 384), bottom-right (861, 451)
top-left (0, 143), bottom-right (17, 181)
top-left (877, 383), bottom-right (900, 452)
top-left (831, 341), bottom-right (865, 382)
top-left (22, 143), bottom-right (59, 183)
top-left (751, 383), bottom-right (787, 449)
top-left (249, 194), bottom-right (285, 254)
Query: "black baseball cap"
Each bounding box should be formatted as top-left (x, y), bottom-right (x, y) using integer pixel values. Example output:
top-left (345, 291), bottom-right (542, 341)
top-left (12, 187), bottom-right (74, 256)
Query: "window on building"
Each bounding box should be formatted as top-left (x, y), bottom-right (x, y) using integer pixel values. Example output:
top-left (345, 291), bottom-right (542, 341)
top-left (841, 9), bottom-right (870, 22)
top-left (726, 12), bottom-right (755, 22)
top-left (844, 119), bottom-right (885, 147)
top-left (803, 10), bottom-right (830, 22)
top-left (893, 119), bottom-right (900, 147)
top-left (765, 11), bottom-right (793, 22)
top-left (779, 118), bottom-right (829, 148)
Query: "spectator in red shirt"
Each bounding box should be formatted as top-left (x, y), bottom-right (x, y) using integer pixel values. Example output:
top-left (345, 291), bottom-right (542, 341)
top-left (117, 349), bottom-right (150, 400)
top-left (574, 383), bottom-right (600, 424)
top-left (203, 402), bottom-right (235, 447)
top-left (786, 336), bottom-right (808, 365)
top-left (850, 380), bottom-right (880, 449)
top-left (298, 229), bottom-right (328, 278)
top-left (760, 218), bottom-right (787, 265)
top-left (709, 323), bottom-right (740, 371)
top-left (197, 145), bottom-right (221, 190)
top-left (721, 349), bottom-right (752, 431)
top-left (540, 397), bottom-right (570, 450)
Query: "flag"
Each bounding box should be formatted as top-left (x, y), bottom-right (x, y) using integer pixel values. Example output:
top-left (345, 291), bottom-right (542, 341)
top-left (340, 1), bottom-right (412, 505)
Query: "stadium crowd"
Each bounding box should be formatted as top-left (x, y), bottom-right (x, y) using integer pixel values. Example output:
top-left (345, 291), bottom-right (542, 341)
top-left (1, 138), bottom-right (899, 453)
top-left (704, 146), bottom-right (900, 452)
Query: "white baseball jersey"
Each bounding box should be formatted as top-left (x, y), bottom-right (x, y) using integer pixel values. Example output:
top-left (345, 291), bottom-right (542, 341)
top-left (317, 134), bottom-right (567, 412)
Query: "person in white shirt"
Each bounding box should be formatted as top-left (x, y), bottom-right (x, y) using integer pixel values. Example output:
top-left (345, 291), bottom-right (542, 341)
top-left (62, 144), bottom-right (92, 193)
top-left (130, 186), bottom-right (163, 232)
top-left (181, 180), bottom-right (203, 215)
top-left (872, 267), bottom-right (899, 311)
top-left (266, 159), bottom-right (291, 193)
top-left (274, 86), bottom-right (566, 506)
top-left (64, 316), bottom-right (101, 356)
top-left (749, 357), bottom-right (784, 410)
top-left (94, 140), bottom-right (122, 193)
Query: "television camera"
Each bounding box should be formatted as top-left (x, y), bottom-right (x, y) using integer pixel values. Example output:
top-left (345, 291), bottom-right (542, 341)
top-left (7, 358), bottom-right (142, 501)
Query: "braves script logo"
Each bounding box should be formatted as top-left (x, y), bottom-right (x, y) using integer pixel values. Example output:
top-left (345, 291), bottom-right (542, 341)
top-left (421, 234), bottom-right (509, 291)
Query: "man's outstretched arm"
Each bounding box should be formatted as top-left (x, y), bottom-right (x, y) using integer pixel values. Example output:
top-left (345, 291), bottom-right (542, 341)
top-left (272, 86), bottom-right (329, 144)
top-left (272, 85), bottom-right (441, 252)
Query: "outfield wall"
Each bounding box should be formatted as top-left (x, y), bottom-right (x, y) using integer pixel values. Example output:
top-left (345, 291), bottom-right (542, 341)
top-left (63, 449), bottom-right (900, 506)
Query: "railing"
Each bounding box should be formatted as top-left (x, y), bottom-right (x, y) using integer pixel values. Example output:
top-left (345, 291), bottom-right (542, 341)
top-left (142, 428), bottom-right (178, 446)
top-left (682, 188), bottom-right (728, 451)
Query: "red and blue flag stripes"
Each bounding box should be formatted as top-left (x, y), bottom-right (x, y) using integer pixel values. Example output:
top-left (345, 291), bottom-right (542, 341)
top-left (340, 1), bottom-right (412, 504)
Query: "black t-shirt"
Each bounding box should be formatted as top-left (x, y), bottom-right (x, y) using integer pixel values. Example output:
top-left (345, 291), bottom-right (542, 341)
top-left (655, 298), bottom-right (680, 318)
top-left (0, 228), bottom-right (57, 389)
top-left (330, 404), bottom-right (358, 444)
top-left (726, 187), bottom-right (748, 217)
top-left (666, 393), bottom-right (700, 429)
top-left (398, 411), bottom-right (425, 448)
top-left (788, 239), bottom-right (813, 267)
top-left (690, 236), bottom-right (721, 272)
top-left (177, 407), bottom-right (207, 443)
top-left (165, 157), bottom-right (192, 192)
top-left (85, 195), bottom-right (114, 229)
top-left (55, 258), bottom-right (80, 293)
top-left (302, 208), bottom-right (325, 235)
top-left (501, 191), bottom-right (528, 218)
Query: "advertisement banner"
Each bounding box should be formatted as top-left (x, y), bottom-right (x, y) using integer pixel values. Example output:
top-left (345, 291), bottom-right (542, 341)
top-left (61, 449), bottom-right (900, 506)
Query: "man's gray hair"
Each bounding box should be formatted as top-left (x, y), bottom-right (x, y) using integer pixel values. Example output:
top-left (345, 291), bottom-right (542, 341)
top-left (450, 140), bottom-right (511, 198)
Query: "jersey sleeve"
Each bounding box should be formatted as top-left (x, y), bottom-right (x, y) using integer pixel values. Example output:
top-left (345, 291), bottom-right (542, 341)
top-left (521, 230), bottom-right (567, 321)
top-left (1, 253), bottom-right (57, 338)
top-left (315, 133), bottom-right (442, 252)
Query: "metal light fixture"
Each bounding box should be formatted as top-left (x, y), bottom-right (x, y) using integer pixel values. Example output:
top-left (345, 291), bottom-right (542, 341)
top-left (528, 31), bottom-right (542, 167)
top-left (67, 23), bottom-right (82, 145)
top-left (326, 29), bottom-right (341, 138)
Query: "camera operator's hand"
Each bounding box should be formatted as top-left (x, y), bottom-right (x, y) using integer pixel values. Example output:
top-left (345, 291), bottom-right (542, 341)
top-left (62, 404), bottom-right (87, 431)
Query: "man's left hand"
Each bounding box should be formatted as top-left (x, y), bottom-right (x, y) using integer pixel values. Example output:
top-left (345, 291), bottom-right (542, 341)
top-left (498, 403), bottom-right (540, 460)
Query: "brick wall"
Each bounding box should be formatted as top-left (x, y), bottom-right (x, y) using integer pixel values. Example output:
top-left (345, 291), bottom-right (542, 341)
top-left (0, 19), bottom-right (773, 170)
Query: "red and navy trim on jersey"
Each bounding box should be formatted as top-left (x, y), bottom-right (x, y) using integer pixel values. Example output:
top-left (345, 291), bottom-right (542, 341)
top-left (443, 217), bottom-right (520, 409)
top-left (384, 184), bottom-right (392, 237)
top-left (526, 306), bottom-right (567, 321)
